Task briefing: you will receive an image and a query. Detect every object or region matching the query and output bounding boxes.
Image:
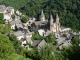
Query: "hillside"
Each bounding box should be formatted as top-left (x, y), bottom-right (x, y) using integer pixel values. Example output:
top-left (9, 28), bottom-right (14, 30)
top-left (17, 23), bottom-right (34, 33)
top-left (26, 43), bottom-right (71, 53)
top-left (0, 0), bottom-right (79, 31)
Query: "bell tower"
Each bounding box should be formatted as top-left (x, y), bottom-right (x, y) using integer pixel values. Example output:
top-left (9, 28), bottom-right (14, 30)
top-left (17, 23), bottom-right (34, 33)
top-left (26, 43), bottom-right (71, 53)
top-left (50, 14), bottom-right (54, 31)
top-left (56, 13), bottom-right (60, 33)
top-left (39, 10), bottom-right (45, 22)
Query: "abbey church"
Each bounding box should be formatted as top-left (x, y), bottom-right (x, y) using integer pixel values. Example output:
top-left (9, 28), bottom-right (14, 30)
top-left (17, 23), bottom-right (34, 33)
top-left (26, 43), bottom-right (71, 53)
top-left (37, 10), bottom-right (61, 33)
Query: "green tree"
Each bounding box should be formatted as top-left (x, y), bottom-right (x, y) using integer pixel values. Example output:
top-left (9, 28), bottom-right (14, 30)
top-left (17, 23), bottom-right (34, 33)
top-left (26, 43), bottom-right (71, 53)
top-left (0, 24), bottom-right (11, 34)
top-left (11, 14), bottom-right (15, 19)
top-left (62, 45), bottom-right (80, 60)
top-left (21, 16), bottom-right (28, 23)
top-left (9, 34), bottom-right (23, 54)
top-left (72, 36), bottom-right (80, 46)
top-left (31, 32), bottom-right (44, 40)
top-left (0, 34), bottom-right (15, 58)
top-left (0, 13), bottom-right (4, 24)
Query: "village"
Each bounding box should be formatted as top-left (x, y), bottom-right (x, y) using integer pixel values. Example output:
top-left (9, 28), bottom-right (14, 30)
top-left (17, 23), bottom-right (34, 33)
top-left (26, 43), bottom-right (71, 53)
top-left (0, 5), bottom-right (80, 51)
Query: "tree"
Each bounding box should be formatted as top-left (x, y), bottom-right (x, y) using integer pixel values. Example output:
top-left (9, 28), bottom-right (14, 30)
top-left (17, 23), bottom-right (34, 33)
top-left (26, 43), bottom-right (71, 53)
top-left (72, 36), bottom-right (80, 46)
top-left (0, 13), bottom-right (4, 24)
top-left (44, 33), bottom-right (57, 45)
top-left (11, 14), bottom-right (15, 19)
top-left (62, 45), bottom-right (80, 60)
top-left (0, 24), bottom-right (11, 34)
top-left (0, 34), bottom-right (15, 58)
top-left (21, 16), bottom-right (28, 23)
top-left (9, 34), bottom-right (23, 54)
top-left (31, 32), bottom-right (44, 40)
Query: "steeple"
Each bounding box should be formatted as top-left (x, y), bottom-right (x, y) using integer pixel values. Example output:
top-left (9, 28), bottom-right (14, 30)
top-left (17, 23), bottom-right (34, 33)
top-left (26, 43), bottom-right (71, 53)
top-left (50, 14), bottom-right (54, 22)
top-left (50, 14), bottom-right (54, 25)
top-left (56, 13), bottom-right (59, 23)
top-left (41, 9), bottom-right (44, 16)
top-left (39, 9), bottom-right (45, 22)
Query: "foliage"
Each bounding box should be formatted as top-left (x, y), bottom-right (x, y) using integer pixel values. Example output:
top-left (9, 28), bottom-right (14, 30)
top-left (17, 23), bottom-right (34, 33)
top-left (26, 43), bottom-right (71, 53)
top-left (62, 34), bottom-right (67, 37)
top-left (39, 44), bottom-right (63, 60)
top-left (0, 13), bottom-right (4, 24)
top-left (9, 34), bottom-right (23, 54)
top-left (72, 36), bottom-right (80, 46)
top-left (24, 48), bottom-right (39, 60)
top-left (11, 14), bottom-right (15, 19)
top-left (31, 32), bottom-right (44, 40)
top-left (21, 16), bottom-right (28, 23)
top-left (0, 24), bottom-right (11, 34)
top-left (0, 53), bottom-right (31, 60)
top-left (39, 45), bottom-right (55, 60)
top-left (0, 34), bottom-right (15, 58)
top-left (45, 33), bottom-right (57, 45)
top-left (62, 45), bottom-right (80, 60)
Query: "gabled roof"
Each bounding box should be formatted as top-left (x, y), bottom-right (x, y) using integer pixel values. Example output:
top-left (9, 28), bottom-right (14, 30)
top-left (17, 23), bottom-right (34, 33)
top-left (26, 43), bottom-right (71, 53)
top-left (14, 31), bottom-right (24, 37)
top-left (32, 39), bottom-right (46, 48)
top-left (32, 40), bottom-right (41, 47)
top-left (38, 39), bottom-right (46, 48)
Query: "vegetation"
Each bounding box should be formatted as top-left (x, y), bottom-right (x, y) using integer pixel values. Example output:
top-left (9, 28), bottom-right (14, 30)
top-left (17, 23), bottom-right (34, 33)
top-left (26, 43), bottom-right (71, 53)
top-left (0, 24), bottom-right (11, 34)
top-left (11, 14), bottom-right (15, 19)
top-left (62, 45), bottom-right (80, 60)
top-left (63, 34), bottom-right (67, 37)
top-left (0, 34), bottom-right (15, 59)
top-left (72, 36), bottom-right (80, 46)
top-left (31, 32), bottom-right (44, 40)
top-left (9, 34), bottom-right (23, 54)
top-left (0, 13), bottom-right (4, 24)
top-left (21, 16), bottom-right (28, 23)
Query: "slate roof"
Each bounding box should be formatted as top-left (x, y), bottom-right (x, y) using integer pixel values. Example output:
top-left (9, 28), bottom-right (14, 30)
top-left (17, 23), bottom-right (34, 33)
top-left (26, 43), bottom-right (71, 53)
top-left (16, 24), bottom-right (23, 29)
top-left (32, 39), bottom-right (46, 48)
top-left (6, 6), bottom-right (14, 13)
top-left (38, 39), bottom-right (46, 48)
top-left (35, 20), bottom-right (48, 26)
top-left (9, 20), bottom-right (22, 25)
top-left (0, 5), bottom-right (6, 13)
top-left (14, 31), bottom-right (24, 37)
top-left (32, 40), bottom-right (41, 47)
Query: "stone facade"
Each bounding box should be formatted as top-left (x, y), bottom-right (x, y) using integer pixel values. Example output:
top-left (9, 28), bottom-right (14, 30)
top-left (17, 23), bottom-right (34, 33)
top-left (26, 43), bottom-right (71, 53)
top-left (39, 10), bottom-right (61, 33)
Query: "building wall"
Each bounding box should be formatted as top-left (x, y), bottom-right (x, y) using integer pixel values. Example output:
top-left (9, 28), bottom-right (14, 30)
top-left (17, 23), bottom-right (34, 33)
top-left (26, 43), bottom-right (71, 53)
top-left (17, 36), bottom-right (24, 40)
top-left (11, 24), bottom-right (15, 30)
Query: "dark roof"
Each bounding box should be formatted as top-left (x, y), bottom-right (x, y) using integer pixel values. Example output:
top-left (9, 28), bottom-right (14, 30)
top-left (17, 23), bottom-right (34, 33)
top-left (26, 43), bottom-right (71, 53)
top-left (32, 40), bottom-right (41, 47)
top-left (32, 39), bottom-right (46, 47)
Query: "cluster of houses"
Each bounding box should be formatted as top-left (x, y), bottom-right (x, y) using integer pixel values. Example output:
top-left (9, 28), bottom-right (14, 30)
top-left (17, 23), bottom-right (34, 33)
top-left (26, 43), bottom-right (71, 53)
top-left (1, 5), bottom-right (80, 50)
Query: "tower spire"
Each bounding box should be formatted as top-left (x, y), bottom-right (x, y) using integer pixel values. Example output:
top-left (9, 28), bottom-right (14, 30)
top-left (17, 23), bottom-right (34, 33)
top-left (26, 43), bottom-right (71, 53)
top-left (50, 14), bottom-right (54, 22)
top-left (41, 9), bottom-right (45, 17)
top-left (39, 9), bottom-right (45, 22)
top-left (56, 13), bottom-right (59, 22)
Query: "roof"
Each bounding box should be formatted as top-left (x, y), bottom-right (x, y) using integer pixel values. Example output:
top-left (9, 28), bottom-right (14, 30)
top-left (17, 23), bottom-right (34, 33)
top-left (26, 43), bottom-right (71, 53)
top-left (9, 20), bottom-right (22, 25)
top-left (26, 38), bottom-right (32, 43)
top-left (16, 24), bottom-right (23, 29)
top-left (35, 20), bottom-right (48, 26)
top-left (38, 39), bottom-right (46, 48)
top-left (0, 5), bottom-right (6, 13)
top-left (32, 39), bottom-right (46, 48)
top-left (14, 31), bottom-right (24, 37)
top-left (32, 40), bottom-right (41, 47)
top-left (6, 6), bottom-right (14, 12)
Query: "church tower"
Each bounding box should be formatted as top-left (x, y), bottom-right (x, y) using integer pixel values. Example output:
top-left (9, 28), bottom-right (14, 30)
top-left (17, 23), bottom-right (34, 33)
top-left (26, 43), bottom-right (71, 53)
top-left (56, 13), bottom-right (60, 33)
top-left (50, 14), bottom-right (54, 31)
top-left (39, 10), bottom-right (45, 22)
